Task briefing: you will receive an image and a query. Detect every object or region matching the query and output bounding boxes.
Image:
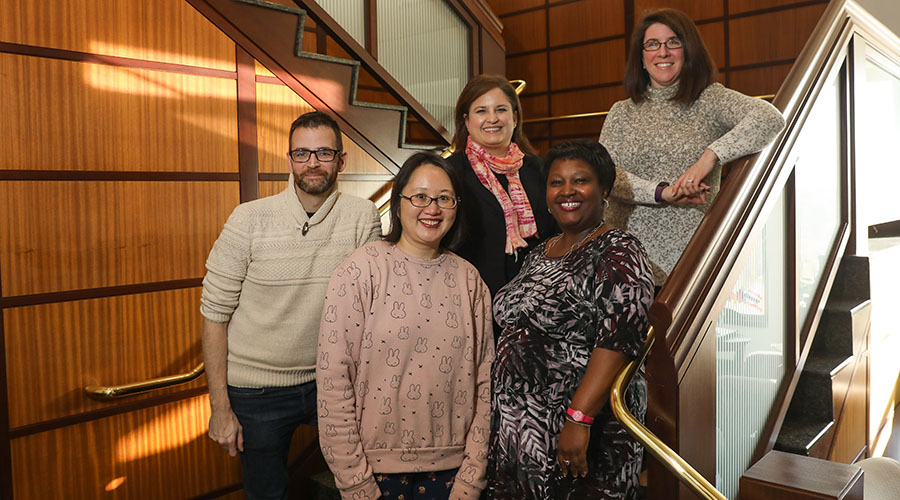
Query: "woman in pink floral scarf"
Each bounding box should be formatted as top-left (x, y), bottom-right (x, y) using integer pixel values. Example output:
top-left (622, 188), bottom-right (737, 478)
top-left (447, 75), bottom-right (558, 336)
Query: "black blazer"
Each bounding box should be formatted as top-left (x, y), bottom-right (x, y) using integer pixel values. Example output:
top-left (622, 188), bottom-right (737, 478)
top-left (448, 152), bottom-right (558, 301)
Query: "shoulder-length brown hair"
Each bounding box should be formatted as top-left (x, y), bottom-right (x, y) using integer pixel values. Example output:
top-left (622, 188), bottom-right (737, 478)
top-left (624, 8), bottom-right (718, 104)
top-left (450, 75), bottom-right (536, 156)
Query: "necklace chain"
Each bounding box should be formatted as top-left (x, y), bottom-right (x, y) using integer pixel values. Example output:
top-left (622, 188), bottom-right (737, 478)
top-left (547, 220), bottom-right (605, 257)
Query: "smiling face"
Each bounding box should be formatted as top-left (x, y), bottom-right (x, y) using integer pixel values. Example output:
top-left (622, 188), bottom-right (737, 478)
top-left (546, 158), bottom-right (607, 234)
top-left (288, 125), bottom-right (346, 195)
top-left (397, 164), bottom-right (458, 258)
top-left (464, 87), bottom-right (517, 157)
top-left (642, 22), bottom-right (684, 89)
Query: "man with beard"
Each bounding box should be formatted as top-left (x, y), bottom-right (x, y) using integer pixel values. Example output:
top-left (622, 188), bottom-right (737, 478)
top-left (200, 111), bottom-right (381, 499)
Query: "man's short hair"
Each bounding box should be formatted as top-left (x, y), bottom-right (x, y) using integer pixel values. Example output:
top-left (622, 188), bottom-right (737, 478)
top-left (289, 111), bottom-right (343, 151)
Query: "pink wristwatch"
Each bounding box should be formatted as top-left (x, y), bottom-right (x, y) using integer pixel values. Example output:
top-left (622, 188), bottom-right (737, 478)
top-left (566, 407), bottom-right (595, 424)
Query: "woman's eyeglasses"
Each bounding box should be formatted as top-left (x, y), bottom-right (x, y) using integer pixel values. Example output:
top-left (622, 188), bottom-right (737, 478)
top-left (400, 193), bottom-right (459, 209)
top-left (642, 37), bottom-right (683, 51)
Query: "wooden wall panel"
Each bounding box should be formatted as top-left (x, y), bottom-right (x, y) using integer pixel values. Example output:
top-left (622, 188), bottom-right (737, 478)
top-left (730, 0), bottom-right (817, 15)
top-left (0, 181), bottom-right (238, 297)
top-left (0, 0), bottom-right (235, 71)
top-left (549, 39), bottom-right (626, 90)
top-left (521, 94), bottom-right (550, 142)
top-left (503, 10), bottom-right (547, 55)
top-left (4, 288), bottom-right (204, 428)
top-left (829, 355), bottom-right (869, 464)
top-left (730, 64), bottom-right (793, 97)
top-left (633, 0), bottom-right (724, 21)
top-left (486, 0), bottom-right (544, 17)
top-left (697, 21), bottom-right (726, 69)
top-left (0, 54), bottom-right (239, 173)
top-left (550, 86), bottom-right (625, 139)
top-left (730, 4), bottom-right (827, 67)
top-left (507, 53), bottom-right (548, 94)
top-left (10, 396), bottom-right (243, 500)
top-left (547, 0), bottom-right (625, 47)
top-left (256, 82), bottom-right (391, 175)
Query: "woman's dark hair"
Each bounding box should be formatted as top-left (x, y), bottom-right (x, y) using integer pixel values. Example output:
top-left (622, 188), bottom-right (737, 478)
top-left (543, 140), bottom-right (616, 193)
top-left (384, 152), bottom-right (466, 251)
top-left (623, 8), bottom-right (717, 104)
top-left (450, 75), bottom-right (536, 156)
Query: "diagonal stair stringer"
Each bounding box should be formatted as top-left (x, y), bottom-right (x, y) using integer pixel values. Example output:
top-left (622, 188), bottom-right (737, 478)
top-left (190, 0), bottom-right (449, 173)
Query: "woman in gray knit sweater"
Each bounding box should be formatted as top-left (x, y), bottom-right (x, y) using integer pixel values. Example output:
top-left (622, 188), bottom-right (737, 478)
top-left (600, 8), bottom-right (785, 287)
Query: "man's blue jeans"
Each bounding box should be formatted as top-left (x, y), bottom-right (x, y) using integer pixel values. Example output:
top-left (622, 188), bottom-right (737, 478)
top-left (228, 381), bottom-right (318, 500)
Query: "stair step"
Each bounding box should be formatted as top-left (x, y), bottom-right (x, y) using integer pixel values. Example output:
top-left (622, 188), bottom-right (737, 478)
top-left (307, 470), bottom-right (340, 500)
top-left (775, 418), bottom-right (835, 457)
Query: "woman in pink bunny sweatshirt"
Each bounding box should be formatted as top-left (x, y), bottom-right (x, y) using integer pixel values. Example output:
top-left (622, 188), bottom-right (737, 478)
top-left (317, 153), bottom-right (494, 500)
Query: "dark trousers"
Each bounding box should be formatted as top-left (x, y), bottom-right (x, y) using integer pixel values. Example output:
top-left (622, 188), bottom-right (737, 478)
top-left (228, 381), bottom-right (318, 500)
top-left (375, 468), bottom-right (459, 500)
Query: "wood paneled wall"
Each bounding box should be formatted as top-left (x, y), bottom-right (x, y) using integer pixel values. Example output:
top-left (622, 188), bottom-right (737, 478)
top-left (487, 0), bottom-right (829, 153)
top-left (0, 0), bottom-right (391, 498)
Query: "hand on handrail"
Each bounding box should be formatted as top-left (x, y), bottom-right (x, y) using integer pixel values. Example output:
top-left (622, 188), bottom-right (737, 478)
top-left (609, 327), bottom-right (727, 500)
top-left (84, 363), bottom-right (206, 400)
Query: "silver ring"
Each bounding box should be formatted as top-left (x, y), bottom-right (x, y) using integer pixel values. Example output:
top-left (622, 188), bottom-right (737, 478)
top-left (686, 179), bottom-right (694, 183)
top-left (564, 460), bottom-right (570, 466)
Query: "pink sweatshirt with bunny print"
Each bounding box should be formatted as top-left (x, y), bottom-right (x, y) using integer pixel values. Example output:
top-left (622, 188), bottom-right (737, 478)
top-left (317, 240), bottom-right (494, 500)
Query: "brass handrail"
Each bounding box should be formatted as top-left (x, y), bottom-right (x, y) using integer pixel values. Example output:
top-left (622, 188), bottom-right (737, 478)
top-left (609, 326), bottom-right (727, 500)
top-left (84, 363), bottom-right (205, 400)
top-left (524, 94), bottom-right (776, 125)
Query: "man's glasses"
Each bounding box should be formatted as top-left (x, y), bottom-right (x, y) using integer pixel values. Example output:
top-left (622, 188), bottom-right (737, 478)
top-left (288, 148), bottom-right (341, 162)
top-left (400, 193), bottom-right (459, 209)
top-left (642, 37), bottom-right (683, 51)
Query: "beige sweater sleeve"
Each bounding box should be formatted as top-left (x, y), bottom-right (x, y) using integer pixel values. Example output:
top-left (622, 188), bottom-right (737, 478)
top-left (200, 207), bottom-right (251, 323)
top-left (450, 281), bottom-right (495, 498)
top-left (317, 255), bottom-right (380, 500)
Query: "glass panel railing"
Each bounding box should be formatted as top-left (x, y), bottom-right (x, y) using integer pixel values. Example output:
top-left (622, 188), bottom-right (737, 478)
top-left (377, 0), bottom-right (468, 132)
top-left (715, 191), bottom-right (788, 499)
top-left (857, 50), bottom-right (900, 228)
top-left (316, 0), bottom-right (366, 46)
top-left (794, 68), bottom-right (844, 330)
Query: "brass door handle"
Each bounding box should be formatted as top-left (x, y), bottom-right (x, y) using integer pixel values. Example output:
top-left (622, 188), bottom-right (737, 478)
top-left (84, 363), bottom-right (206, 400)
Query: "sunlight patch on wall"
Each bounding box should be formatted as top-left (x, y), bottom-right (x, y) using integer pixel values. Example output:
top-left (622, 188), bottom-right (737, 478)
top-left (115, 398), bottom-right (208, 462)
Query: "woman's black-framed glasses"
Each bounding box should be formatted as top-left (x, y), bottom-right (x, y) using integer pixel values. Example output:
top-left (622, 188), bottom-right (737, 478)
top-left (642, 37), bottom-right (683, 51)
top-left (400, 193), bottom-right (459, 209)
top-left (288, 148), bottom-right (341, 162)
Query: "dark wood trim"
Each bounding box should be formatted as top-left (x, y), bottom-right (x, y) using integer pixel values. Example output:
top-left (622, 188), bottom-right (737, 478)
top-left (724, 0), bottom-right (731, 87)
top-left (255, 74), bottom-right (283, 85)
top-left (8, 386), bottom-right (209, 439)
top-left (506, 33), bottom-right (626, 59)
top-left (545, 0), bottom-right (553, 144)
top-left (258, 173), bottom-right (393, 182)
top-left (259, 173), bottom-right (291, 182)
top-left (449, 0), bottom-right (505, 50)
top-left (316, 27), bottom-right (328, 55)
top-left (0, 170), bottom-right (240, 182)
top-left (624, 0), bottom-right (634, 52)
top-left (0, 41), bottom-right (237, 80)
top-left (0, 278), bottom-right (203, 309)
top-left (236, 46), bottom-right (260, 203)
top-left (0, 307), bottom-right (13, 500)
top-left (498, 0), bottom-right (828, 20)
top-left (364, 0), bottom-right (377, 59)
top-left (189, 482), bottom-right (243, 500)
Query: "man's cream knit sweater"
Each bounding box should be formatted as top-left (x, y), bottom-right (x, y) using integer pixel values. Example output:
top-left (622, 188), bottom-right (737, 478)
top-left (200, 181), bottom-right (381, 388)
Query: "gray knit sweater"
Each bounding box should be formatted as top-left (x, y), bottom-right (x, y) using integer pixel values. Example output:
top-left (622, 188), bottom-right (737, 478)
top-left (600, 83), bottom-right (784, 285)
top-left (200, 181), bottom-right (381, 387)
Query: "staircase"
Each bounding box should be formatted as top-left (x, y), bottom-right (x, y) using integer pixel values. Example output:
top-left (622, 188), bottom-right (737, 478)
top-left (188, 0), bottom-right (451, 173)
top-left (775, 256), bottom-right (871, 459)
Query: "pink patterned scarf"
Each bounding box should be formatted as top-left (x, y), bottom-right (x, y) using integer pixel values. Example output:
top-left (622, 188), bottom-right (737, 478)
top-left (465, 137), bottom-right (537, 255)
